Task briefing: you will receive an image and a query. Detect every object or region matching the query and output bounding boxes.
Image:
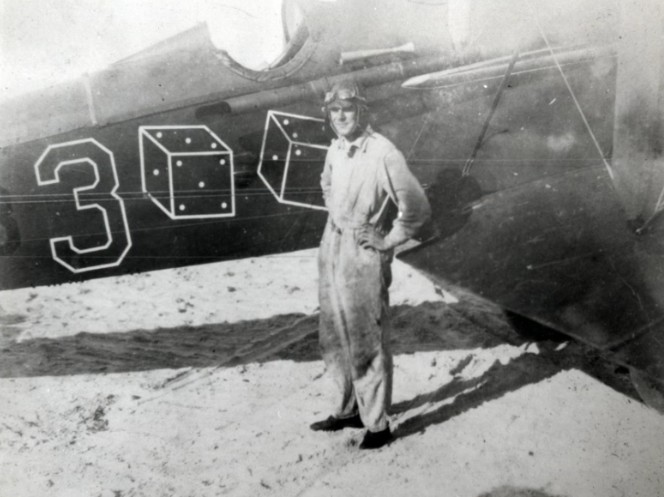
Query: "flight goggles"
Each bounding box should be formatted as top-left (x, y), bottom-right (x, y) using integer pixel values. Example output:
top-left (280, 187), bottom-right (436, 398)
top-left (323, 84), bottom-right (367, 107)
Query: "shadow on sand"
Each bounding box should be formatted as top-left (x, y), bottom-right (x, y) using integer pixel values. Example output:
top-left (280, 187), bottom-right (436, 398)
top-left (477, 487), bottom-right (567, 497)
top-left (0, 298), bottom-right (639, 427)
top-left (391, 352), bottom-right (561, 439)
top-left (388, 330), bottom-right (638, 442)
top-left (0, 301), bottom-right (500, 378)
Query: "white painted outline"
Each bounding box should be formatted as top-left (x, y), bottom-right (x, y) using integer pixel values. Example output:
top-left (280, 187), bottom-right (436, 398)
top-left (291, 141), bottom-right (328, 151)
top-left (168, 154), bottom-right (176, 216)
top-left (257, 110), bottom-right (328, 211)
top-left (257, 113), bottom-right (284, 204)
top-left (139, 125), bottom-right (236, 219)
top-left (139, 130), bottom-right (173, 218)
top-left (34, 138), bottom-right (133, 273)
top-left (280, 143), bottom-right (294, 201)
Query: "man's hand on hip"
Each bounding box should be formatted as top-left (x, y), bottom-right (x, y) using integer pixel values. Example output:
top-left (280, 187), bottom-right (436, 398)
top-left (358, 227), bottom-right (393, 252)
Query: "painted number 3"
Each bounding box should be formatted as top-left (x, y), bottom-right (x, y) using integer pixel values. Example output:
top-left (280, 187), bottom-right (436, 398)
top-left (34, 139), bottom-right (132, 273)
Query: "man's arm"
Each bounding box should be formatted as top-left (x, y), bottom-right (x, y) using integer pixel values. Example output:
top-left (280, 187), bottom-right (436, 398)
top-left (359, 147), bottom-right (431, 251)
top-left (320, 150), bottom-right (333, 209)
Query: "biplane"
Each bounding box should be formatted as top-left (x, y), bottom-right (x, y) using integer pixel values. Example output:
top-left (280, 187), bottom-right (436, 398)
top-left (1, 0), bottom-right (663, 409)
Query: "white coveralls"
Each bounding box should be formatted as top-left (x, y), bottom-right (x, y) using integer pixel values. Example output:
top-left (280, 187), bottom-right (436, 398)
top-left (318, 127), bottom-right (431, 432)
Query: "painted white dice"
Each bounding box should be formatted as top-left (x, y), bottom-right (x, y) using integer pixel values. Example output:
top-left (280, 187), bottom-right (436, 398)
top-left (139, 125), bottom-right (234, 219)
top-left (257, 111), bottom-right (329, 211)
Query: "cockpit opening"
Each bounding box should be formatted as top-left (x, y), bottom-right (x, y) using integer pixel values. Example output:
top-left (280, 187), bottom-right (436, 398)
top-left (207, 0), bottom-right (307, 71)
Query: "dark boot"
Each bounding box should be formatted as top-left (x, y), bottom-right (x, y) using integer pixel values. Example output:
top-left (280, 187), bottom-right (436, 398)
top-left (359, 427), bottom-right (393, 449)
top-left (310, 414), bottom-right (364, 431)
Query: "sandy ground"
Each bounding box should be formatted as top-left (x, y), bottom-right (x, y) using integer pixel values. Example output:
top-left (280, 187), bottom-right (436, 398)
top-left (1, 249), bottom-right (664, 497)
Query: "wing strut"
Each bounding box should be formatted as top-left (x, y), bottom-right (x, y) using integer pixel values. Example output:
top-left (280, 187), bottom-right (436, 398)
top-left (462, 49), bottom-right (520, 177)
top-left (529, 4), bottom-right (615, 183)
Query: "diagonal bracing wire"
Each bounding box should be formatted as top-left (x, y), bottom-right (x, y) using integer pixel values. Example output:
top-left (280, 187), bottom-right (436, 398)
top-left (462, 48), bottom-right (520, 177)
top-left (529, 4), bottom-right (615, 182)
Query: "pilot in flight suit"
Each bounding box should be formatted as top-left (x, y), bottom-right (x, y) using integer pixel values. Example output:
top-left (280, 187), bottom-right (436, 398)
top-left (310, 80), bottom-right (431, 449)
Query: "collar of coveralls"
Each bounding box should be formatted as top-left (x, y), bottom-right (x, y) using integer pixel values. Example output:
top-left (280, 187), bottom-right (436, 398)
top-left (335, 125), bottom-right (374, 156)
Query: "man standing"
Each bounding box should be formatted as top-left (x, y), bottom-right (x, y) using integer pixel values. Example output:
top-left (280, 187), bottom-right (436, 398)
top-left (311, 80), bottom-right (431, 449)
